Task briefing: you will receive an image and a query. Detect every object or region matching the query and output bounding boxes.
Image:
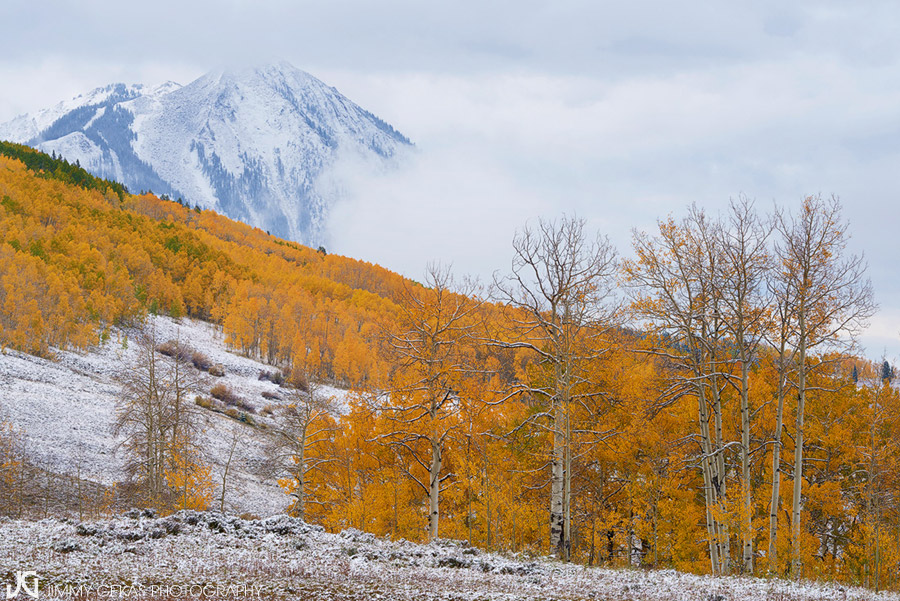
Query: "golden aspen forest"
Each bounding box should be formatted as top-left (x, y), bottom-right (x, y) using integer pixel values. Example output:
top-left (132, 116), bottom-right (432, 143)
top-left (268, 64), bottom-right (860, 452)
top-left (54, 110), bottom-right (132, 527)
top-left (2, 140), bottom-right (900, 591)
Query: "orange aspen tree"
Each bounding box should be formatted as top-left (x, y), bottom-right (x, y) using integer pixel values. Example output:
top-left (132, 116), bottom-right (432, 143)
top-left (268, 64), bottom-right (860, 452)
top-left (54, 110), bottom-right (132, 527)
top-left (165, 436), bottom-right (214, 511)
top-left (272, 374), bottom-right (338, 520)
top-left (625, 207), bottom-right (732, 575)
top-left (380, 263), bottom-right (482, 541)
top-left (773, 195), bottom-right (875, 579)
top-left (493, 215), bottom-right (618, 560)
top-left (715, 198), bottom-right (771, 574)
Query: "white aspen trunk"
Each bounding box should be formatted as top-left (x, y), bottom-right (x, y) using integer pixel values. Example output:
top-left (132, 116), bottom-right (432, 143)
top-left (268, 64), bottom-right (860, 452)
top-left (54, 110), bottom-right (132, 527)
top-left (875, 519), bottom-right (881, 592)
top-left (768, 350), bottom-right (787, 573)
top-left (711, 379), bottom-right (730, 575)
top-left (740, 358), bottom-right (753, 574)
top-left (562, 313), bottom-right (574, 563)
top-left (563, 396), bottom-right (572, 561)
top-left (393, 462), bottom-right (399, 540)
top-left (485, 464), bottom-right (492, 550)
top-left (550, 398), bottom-right (566, 557)
top-left (295, 423), bottom-right (308, 521)
top-left (220, 432), bottom-right (238, 513)
top-left (429, 438), bottom-right (442, 541)
top-left (791, 306), bottom-right (807, 579)
top-left (628, 504), bottom-right (635, 566)
top-left (697, 383), bottom-right (721, 576)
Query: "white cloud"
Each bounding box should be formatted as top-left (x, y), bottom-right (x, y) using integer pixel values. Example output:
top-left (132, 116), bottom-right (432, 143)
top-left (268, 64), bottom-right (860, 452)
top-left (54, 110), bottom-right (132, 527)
top-left (0, 58), bottom-right (202, 123)
top-left (325, 143), bottom-right (550, 282)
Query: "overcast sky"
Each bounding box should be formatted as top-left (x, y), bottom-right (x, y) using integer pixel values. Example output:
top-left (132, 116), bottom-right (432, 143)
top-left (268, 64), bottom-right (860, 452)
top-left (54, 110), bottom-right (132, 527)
top-left (1, 0), bottom-right (899, 359)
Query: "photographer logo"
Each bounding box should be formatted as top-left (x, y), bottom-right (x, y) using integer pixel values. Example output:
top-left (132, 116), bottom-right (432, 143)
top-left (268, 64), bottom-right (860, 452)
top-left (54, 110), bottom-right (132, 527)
top-left (6, 571), bottom-right (39, 599)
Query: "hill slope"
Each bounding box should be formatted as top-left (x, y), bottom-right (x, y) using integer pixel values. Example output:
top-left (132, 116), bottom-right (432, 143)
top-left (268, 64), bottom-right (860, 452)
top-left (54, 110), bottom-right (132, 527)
top-left (0, 313), bottom-right (355, 517)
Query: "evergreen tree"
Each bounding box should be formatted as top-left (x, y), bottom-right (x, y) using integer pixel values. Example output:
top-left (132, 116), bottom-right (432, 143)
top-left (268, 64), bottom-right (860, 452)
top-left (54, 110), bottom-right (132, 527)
top-left (881, 360), bottom-right (893, 383)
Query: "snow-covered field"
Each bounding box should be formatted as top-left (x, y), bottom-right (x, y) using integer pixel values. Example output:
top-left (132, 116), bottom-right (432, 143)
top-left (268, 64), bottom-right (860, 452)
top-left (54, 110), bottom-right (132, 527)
top-left (0, 314), bottom-right (349, 516)
top-left (0, 510), bottom-right (895, 601)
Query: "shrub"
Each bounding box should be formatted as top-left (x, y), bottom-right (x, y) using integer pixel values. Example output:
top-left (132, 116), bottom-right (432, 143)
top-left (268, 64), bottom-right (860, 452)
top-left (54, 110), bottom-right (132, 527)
top-left (261, 391), bottom-right (280, 401)
top-left (209, 364), bottom-right (225, 377)
top-left (194, 396), bottom-right (213, 410)
top-left (258, 369), bottom-right (285, 385)
top-left (210, 384), bottom-right (237, 403)
top-left (210, 384), bottom-right (256, 414)
top-left (156, 340), bottom-right (192, 362)
top-left (191, 351), bottom-right (212, 371)
top-left (224, 408), bottom-right (240, 420)
top-left (290, 372), bottom-right (309, 392)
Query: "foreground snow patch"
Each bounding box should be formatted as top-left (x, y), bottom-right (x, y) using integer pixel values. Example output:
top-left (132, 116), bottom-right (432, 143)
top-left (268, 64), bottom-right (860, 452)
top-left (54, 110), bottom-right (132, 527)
top-left (0, 512), bottom-right (895, 601)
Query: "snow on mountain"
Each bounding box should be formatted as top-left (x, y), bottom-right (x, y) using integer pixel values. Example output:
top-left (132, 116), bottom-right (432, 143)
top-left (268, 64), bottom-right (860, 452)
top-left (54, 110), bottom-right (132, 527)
top-left (0, 63), bottom-right (412, 246)
top-left (0, 82), bottom-right (179, 144)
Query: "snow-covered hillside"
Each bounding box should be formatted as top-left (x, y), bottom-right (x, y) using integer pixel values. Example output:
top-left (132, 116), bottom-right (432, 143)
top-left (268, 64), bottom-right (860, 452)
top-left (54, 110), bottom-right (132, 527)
top-left (1, 510), bottom-right (895, 601)
top-left (0, 62), bottom-right (412, 246)
top-left (0, 314), bottom-right (349, 517)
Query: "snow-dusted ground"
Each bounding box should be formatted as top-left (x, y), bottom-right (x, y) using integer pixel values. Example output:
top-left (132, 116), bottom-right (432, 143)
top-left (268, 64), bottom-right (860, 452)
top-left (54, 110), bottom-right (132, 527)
top-left (0, 510), bottom-right (895, 601)
top-left (0, 314), bottom-right (350, 516)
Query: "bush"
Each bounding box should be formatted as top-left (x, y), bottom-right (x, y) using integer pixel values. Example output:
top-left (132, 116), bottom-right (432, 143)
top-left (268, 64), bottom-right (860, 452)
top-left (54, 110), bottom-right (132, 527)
top-left (209, 364), bottom-right (225, 377)
top-left (191, 351), bottom-right (212, 371)
top-left (210, 384), bottom-right (256, 414)
top-left (222, 409), bottom-right (254, 426)
top-left (194, 396), bottom-right (213, 410)
top-left (258, 369), bottom-right (285, 385)
top-left (156, 340), bottom-right (192, 362)
top-left (290, 372), bottom-right (309, 392)
top-left (210, 384), bottom-right (237, 404)
top-left (261, 391), bottom-right (280, 401)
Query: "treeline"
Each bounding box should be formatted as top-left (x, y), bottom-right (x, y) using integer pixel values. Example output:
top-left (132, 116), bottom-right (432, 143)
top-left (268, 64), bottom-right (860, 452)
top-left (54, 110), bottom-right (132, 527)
top-left (0, 148), bottom-right (897, 590)
top-left (0, 140), bottom-right (128, 200)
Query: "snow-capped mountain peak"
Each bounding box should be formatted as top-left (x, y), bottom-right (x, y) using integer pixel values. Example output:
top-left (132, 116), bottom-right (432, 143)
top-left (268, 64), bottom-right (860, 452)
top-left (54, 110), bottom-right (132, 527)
top-left (0, 62), bottom-right (411, 246)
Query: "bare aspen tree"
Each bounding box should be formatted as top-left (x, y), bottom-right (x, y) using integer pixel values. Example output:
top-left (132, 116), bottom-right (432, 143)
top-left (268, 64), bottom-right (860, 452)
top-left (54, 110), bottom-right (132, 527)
top-left (114, 325), bottom-right (205, 510)
top-left (270, 375), bottom-right (337, 520)
top-left (715, 198), bottom-right (771, 574)
top-left (0, 417), bottom-right (27, 517)
top-left (493, 216), bottom-right (618, 560)
top-left (774, 195), bottom-right (875, 579)
top-left (115, 328), bottom-right (169, 507)
top-left (219, 424), bottom-right (244, 513)
top-left (624, 207), bottom-right (732, 575)
top-left (381, 263), bottom-right (482, 541)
